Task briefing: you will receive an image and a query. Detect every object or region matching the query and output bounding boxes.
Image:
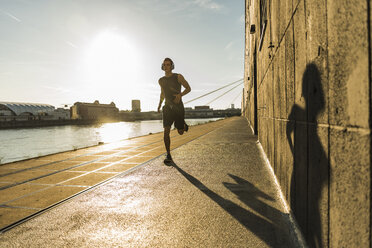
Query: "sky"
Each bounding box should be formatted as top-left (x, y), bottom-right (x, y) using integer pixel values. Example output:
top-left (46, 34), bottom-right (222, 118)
top-left (0, 0), bottom-right (245, 111)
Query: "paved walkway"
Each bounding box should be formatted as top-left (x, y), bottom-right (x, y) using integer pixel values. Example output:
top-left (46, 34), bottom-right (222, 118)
top-left (0, 117), bottom-right (302, 247)
top-left (0, 118), bottom-right (230, 231)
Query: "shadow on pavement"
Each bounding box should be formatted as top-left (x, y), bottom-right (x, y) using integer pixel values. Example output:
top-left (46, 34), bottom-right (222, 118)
top-left (223, 174), bottom-right (286, 230)
top-left (172, 163), bottom-right (291, 247)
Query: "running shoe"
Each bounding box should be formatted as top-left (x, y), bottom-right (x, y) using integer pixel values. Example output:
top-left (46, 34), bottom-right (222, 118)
top-left (184, 123), bottom-right (189, 132)
top-left (164, 154), bottom-right (173, 164)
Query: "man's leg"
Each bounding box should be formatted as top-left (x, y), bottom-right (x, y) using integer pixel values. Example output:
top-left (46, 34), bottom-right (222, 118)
top-left (162, 104), bottom-right (173, 157)
top-left (177, 128), bottom-right (184, 135)
top-left (179, 121), bottom-right (189, 135)
top-left (164, 126), bottom-right (171, 155)
top-left (175, 104), bottom-right (187, 135)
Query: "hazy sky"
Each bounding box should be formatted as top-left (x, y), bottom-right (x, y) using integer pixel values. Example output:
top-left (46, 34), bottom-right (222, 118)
top-left (0, 0), bottom-right (244, 111)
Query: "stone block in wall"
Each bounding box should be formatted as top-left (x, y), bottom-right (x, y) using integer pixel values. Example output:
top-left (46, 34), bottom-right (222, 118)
top-left (264, 117), bottom-right (269, 154)
top-left (303, 63), bottom-right (327, 126)
top-left (250, 94), bottom-right (255, 128)
top-left (267, 63), bottom-right (274, 118)
top-left (265, 118), bottom-right (270, 155)
top-left (293, 0), bottom-right (301, 12)
top-left (258, 69), bottom-right (264, 115)
top-left (259, 115), bottom-right (266, 157)
top-left (263, 21), bottom-right (273, 78)
top-left (269, 118), bottom-right (275, 169)
top-left (305, 0), bottom-right (329, 125)
top-left (277, 120), bottom-right (284, 187)
top-left (258, 116), bottom-right (265, 152)
top-left (279, 120), bottom-right (289, 199)
top-left (279, 0), bottom-right (287, 42)
top-left (258, 49), bottom-right (265, 88)
top-left (293, 0), bottom-right (307, 121)
top-left (258, 26), bottom-right (271, 87)
top-left (329, 127), bottom-right (370, 247)
top-left (262, 75), bottom-right (268, 119)
top-left (285, 22), bottom-right (295, 119)
top-left (327, 0), bottom-right (369, 128)
top-left (273, 0), bottom-right (293, 42)
top-left (273, 51), bottom-right (281, 119)
top-left (308, 124), bottom-right (329, 248)
top-left (285, 0), bottom-right (293, 28)
top-left (285, 119), bottom-right (295, 204)
top-left (274, 119), bottom-right (280, 176)
top-left (271, 0), bottom-right (280, 51)
top-left (279, 41), bottom-right (287, 119)
top-left (292, 121), bottom-right (308, 238)
top-left (305, 0), bottom-right (328, 62)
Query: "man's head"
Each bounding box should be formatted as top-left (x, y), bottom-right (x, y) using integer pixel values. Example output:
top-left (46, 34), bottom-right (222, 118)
top-left (161, 58), bottom-right (174, 71)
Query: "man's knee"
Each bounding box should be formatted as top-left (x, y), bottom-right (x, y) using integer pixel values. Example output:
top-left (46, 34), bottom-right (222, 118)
top-left (177, 129), bottom-right (184, 135)
top-left (164, 127), bottom-right (171, 136)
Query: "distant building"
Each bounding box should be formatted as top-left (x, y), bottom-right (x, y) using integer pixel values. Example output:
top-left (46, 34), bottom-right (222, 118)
top-left (185, 105), bottom-right (213, 118)
top-left (0, 102), bottom-right (55, 121)
top-left (70, 100), bottom-right (118, 121)
top-left (211, 108), bottom-right (241, 117)
top-left (194, 105), bottom-right (210, 110)
top-left (52, 108), bottom-right (70, 120)
top-left (184, 105), bottom-right (240, 118)
top-left (119, 110), bottom-right (161, 121)
top-left (132, 100), bottom-right (141, 112)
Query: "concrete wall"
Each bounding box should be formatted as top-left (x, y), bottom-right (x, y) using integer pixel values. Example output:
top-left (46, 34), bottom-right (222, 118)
top-left (244, 0), bottom-right (371, 247)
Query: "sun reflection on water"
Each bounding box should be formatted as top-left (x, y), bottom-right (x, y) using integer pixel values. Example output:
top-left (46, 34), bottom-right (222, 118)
top-left (0, 118), bottom-right (222, 164)
top-left (96, 122), bottom-right (132, 143)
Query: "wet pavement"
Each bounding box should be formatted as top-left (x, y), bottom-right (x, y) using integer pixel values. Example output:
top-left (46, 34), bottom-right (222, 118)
top-left (0, 117), bottom-right (303, 247)
top-left (0, 118), bottom-right (230, 231)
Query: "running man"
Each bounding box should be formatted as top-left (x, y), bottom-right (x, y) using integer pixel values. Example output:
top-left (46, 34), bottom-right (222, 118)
top-left (157, 57), bottom-right (191, 164)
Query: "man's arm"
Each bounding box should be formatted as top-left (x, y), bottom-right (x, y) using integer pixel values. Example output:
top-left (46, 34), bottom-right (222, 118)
top-left (158, 81), bottom-right (164, 112)
top-left (173, 74), bottom-right (191, 104)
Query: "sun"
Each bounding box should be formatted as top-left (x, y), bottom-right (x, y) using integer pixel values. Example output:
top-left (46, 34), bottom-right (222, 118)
top-left (82, 30), bottom-right (139, 92)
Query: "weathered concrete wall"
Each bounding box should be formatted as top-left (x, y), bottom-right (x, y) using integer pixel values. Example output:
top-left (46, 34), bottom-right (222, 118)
top-left (244, 0), bottom-right (371, 247)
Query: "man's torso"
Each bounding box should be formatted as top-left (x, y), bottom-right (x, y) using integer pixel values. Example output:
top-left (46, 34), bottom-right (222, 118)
top-left (159, 73), bottom-right (182, 106)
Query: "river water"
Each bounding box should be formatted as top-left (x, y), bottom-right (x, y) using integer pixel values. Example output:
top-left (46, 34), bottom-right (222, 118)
top-left (0, 118), bottom-right (222, 164)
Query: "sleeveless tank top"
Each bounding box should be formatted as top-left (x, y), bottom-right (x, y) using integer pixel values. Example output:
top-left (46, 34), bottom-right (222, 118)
top-left (159, 73), bottom-right (182, 106)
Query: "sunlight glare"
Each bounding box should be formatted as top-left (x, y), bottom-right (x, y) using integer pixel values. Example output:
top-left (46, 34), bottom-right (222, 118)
top-left (97, 122), bottom-right (132, 143)
top-left (82, 30), bottom-right (139, 91)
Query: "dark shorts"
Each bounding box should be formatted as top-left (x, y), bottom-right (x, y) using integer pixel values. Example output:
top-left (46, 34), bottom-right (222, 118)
top-left (162, 103), bottom-right (185, 130)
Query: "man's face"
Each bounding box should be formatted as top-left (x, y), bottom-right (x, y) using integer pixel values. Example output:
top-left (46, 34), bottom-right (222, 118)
top-left (163, 61), bottom-right (172, 72)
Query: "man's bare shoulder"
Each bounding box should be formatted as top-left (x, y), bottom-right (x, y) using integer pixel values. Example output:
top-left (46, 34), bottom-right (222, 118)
top-left (159, 77), bottom-right (165, 85)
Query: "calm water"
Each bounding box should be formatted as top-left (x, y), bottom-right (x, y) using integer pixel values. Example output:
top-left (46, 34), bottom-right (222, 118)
top-left (0, 118), bottom-right (222, 164)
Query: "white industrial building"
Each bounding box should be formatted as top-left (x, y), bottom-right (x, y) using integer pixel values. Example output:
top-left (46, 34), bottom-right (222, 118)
top-left (0, 102), bottom-right (70, 121)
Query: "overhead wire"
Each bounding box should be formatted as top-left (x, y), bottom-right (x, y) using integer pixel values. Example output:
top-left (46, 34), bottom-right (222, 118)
top-left (184, 78), bottom-right (243, 104)
top-left (230, 90), bottom-right (242, 105)
top-left (205, 81), bottom-right (243, 105)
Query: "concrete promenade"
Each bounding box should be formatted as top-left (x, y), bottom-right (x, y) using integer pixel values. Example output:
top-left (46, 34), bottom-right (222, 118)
top-left (0, 117), bottom-right (303, 247)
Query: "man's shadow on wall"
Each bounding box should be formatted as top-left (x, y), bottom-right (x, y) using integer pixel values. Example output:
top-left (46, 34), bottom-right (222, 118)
top-left (172, 163), bottom-right (291, 247)
top-left (286, 63), bottom-right (328, 248)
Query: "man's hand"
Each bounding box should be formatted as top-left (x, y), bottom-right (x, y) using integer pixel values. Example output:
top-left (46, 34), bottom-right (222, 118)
top-left (173, 93), bottom-right (182, 104)
top-left (158, 88), bottom-right (164, 113)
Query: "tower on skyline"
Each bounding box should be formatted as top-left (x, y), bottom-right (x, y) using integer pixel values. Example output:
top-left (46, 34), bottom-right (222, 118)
top-left (132, 100), bottom-right (141, 112)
